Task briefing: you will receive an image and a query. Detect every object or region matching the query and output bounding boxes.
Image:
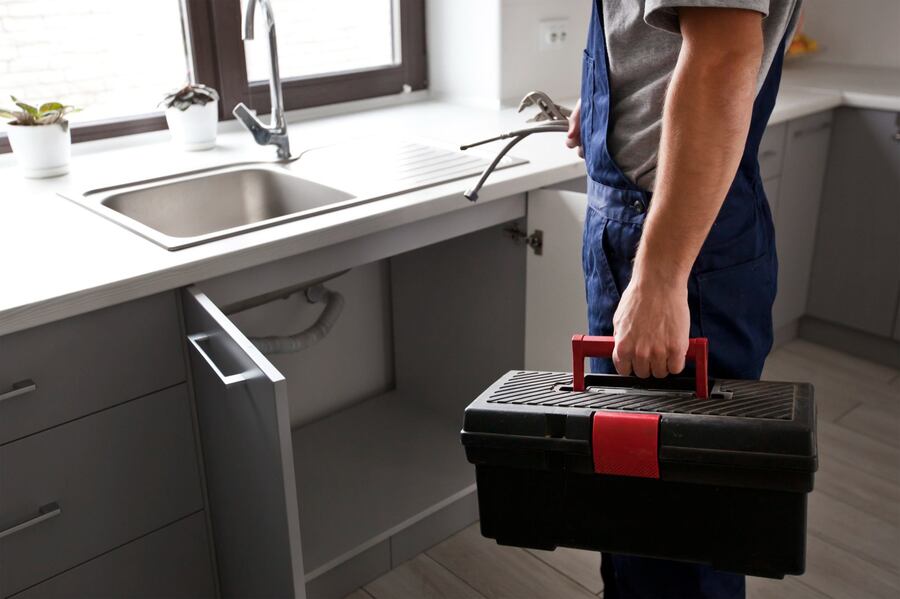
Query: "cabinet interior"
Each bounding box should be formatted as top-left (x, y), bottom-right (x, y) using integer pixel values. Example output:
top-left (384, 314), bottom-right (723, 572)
top-left (193, 220), bottom-right (527, 583)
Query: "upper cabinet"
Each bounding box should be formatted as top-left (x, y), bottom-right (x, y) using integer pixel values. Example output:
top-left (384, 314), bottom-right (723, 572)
top-left (806, 108), bottom-right (900, 338)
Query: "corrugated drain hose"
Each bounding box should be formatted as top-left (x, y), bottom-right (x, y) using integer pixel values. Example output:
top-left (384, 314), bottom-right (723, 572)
top-left (250, 284), bottom-right (344, 355)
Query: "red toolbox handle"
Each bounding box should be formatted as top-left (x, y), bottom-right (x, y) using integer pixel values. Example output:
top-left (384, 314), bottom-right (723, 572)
top-left (571, 335), bottom-right (709, 398)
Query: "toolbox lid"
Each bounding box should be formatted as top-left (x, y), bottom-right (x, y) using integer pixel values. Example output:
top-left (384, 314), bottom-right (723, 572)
top-left (462, 369), bottom-right (818, 491)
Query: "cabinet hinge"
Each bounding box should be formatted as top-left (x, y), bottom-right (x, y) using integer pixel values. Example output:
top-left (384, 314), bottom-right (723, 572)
top-left (504, 225), bottom-right (543, 255)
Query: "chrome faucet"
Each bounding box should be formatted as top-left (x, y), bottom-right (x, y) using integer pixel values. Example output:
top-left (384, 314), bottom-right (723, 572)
top-left (233, 0), bottom-right (291, 160)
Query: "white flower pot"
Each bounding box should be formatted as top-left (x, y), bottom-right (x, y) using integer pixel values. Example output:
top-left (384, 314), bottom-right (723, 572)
top-left (6, 123), bottom-right (72, 179)
top-left (165, 100), bottom-right (218, 151)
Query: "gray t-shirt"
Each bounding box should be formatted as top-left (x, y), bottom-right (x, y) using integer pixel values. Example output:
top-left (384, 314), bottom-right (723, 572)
top-left (602, 0), bottom-right (802, 190)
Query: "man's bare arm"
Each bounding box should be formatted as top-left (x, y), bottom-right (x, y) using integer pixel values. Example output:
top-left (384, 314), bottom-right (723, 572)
top-left (612, 7), bottom-right (764, 378)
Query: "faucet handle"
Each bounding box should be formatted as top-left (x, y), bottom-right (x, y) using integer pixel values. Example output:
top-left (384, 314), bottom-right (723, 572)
top-left (233, 103), bottom-right (270, 145)
top-left (232, 102), bottom-right (256, 123)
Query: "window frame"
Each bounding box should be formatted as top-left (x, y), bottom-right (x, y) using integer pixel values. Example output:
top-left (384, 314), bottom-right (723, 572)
top-left (0, 0), bottom-right (426, 154)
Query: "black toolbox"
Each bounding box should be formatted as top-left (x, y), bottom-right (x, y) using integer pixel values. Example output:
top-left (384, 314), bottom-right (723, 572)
top-left (461, 335), bottom-right (817, 579)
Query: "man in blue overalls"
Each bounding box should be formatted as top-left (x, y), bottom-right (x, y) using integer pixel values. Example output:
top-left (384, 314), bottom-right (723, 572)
top-left (567, 2), bottom-right (803, 598)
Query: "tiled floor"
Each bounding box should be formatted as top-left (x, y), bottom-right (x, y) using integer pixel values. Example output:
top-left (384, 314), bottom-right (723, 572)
top-left (345, 340), bottom-right (900, 599)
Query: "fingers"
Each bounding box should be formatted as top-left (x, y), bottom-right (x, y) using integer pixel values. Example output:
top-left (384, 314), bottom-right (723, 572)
top-left (614, 342), bottom-right (686, 378)
top-left (667, 343), bottom-right (687, 375)
top-left (612, 345), bottom-right (632, 377)
top-left (650, 350), bottom-right (669, 378)
top-left (565, 99), bottom-right (582, 152)
top-left (630, 347), bottom-right (653, 379)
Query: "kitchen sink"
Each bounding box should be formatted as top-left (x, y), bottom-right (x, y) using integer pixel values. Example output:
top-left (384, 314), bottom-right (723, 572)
top-left (102, 166), bottom-right (353, 238)
top-left (62, 139), bottom-right (527, 251)
top-left (65, 163), bottom-right (357, 250)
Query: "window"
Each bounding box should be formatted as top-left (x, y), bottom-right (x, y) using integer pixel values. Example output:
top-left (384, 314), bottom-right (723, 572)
top-left (211, 0), bottom-right (426, 118)
top-left (0, 0), bottom-right (189, 122)
top-left (242, 0), bottom-right (398, 81)
top-left (0, 0), bottom-right (426, 153)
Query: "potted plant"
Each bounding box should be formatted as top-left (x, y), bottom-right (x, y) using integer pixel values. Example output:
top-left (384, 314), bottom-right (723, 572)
top-left (161, 84), bottom-right (220, 151)
top-left (0, 97), bottom-right (79, 178)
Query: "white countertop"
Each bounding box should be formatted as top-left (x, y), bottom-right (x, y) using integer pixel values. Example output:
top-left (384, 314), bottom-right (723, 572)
top-left (781, 62), bottom-right (900, 113)
top-left (1, 61), bottom-right (897, 336)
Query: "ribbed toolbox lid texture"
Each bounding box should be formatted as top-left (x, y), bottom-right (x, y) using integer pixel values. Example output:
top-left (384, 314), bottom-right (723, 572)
top-left (487, 371), bottom-right (795, 420)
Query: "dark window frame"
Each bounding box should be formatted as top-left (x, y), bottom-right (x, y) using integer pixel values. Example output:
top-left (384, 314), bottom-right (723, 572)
top-left (0, 0), bottom-right (426, 154)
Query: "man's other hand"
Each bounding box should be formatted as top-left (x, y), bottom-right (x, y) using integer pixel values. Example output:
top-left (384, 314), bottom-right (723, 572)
top-left (566, 99), bottom-right (583, 158)
top-left (612, 275), bottom-right (689, 378)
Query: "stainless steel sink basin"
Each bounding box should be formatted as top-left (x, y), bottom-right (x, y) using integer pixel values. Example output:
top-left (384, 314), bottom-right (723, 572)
top-left (65, 164), bottom-right (357, 250)
top-left (62, 139), bottom-right (528, 251)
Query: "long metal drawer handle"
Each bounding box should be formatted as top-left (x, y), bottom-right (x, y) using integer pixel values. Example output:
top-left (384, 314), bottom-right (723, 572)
top-left (0, 379), bottom-right (37, 403)
top-left (0, 502), bottom-right (61, 540)
top-left (188, 333), bottom-right (250, 388)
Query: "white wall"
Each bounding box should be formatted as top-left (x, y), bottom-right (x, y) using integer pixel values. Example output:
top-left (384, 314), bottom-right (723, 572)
top-left (801, 0), bottom-right (900, 69)
top-left (426, 0), bottom-right (590, 108)
top-left (498, 0), bottom-right (591, 105)
top-left (426, 0), bottom-right (501, 108)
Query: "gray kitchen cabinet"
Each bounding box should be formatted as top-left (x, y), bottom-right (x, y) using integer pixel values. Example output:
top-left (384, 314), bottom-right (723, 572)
top-left (762, 176), bottom-right (781, 226)
top-left (807, 107), bottom-right (900, 337)
top-left (772, 110), bottom-right (833, 329)
top-left (11, 512), bottom-right (215, 599)
top-left (759, 123), bottom-right (786, 224)
top-left (0, 385), bottom-right (204, 597)
top-left (0, 292), bottom-right (215, 599)
top-left (759, 122), bottom-right (786, 180)
top-left (182, 286), bottom-right (305, 599)
top-left (0, 292), bottom-right (185, 445)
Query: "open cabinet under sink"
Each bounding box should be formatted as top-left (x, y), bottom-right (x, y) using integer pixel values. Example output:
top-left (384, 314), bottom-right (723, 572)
top-left (179, 200), bottom-right (539, 597)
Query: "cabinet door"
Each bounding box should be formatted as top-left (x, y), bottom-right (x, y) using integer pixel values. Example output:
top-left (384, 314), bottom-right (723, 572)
top-left (772, 111), bottom-right (834, 329)
top-left (524, 188), bottom-right (589, 371)
top-left (807, 108), bottom-right (900, 337)
top-left (182, 287), bottom-right (305, 599)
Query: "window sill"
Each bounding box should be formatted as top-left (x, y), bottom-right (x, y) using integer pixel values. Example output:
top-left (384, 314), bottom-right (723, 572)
top-left (0, 88), bottom-right (429, 158)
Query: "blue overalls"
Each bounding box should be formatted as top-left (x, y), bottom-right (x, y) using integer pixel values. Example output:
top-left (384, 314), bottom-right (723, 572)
top-left (581, 2), bottom-right (783, 598)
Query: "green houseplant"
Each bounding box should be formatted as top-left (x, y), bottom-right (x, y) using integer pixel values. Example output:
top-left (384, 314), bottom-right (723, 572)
top-left (1, 97), bottom-right (80, 178)
top-left (161, 84), bottom-right (220, 151)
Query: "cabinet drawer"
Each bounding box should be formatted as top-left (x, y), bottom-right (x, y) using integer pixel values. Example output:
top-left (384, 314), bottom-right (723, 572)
top-left (0, 384), bottom-right (203, 596)
top-left (0, 292), bottom-right (185, 445)
top-left (759, 122), bottom-right (786, 180)
top-left (9, 512), bottom-right (215, 599)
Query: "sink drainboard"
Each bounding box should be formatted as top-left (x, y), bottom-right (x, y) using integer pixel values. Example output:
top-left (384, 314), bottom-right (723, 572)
top-left (292, 139), bottom-right (527, 196)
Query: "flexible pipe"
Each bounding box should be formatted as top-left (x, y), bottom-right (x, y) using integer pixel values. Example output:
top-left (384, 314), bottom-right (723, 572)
top-left (250, 286), bottom-right (345, 355)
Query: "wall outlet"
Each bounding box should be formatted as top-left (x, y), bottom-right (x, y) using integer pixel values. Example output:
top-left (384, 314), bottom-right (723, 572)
top-left (538, 18), bottom-right (570, 52)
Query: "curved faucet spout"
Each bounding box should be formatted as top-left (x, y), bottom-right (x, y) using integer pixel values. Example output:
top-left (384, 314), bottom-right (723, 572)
top-left (243, 0), bottom-right (276, 41)
top-left (235, 0), bottom-right (290, 159)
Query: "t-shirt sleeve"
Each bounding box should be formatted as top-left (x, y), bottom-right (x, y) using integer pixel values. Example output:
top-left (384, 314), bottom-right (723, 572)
top-left (644, 0), bottom-right (770, 34)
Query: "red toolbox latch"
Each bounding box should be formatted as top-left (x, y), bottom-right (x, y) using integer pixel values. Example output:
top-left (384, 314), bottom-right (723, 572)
top-left (592, 411), bottom-right (661, 478)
